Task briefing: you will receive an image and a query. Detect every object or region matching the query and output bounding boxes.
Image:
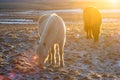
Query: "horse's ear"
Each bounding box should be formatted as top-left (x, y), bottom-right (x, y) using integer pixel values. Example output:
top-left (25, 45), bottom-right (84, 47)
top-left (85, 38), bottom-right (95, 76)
top-left (38, 14), bottom-right (47, 24)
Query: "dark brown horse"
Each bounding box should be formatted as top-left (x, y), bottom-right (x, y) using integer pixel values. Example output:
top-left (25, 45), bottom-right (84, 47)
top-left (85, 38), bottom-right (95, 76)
top-left (83, 7), bottom-right (102, 42)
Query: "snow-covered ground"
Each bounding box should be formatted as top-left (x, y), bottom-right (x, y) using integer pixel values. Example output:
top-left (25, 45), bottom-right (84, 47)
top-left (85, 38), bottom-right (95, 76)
top-left (0, 10), bottom-right (120, 79)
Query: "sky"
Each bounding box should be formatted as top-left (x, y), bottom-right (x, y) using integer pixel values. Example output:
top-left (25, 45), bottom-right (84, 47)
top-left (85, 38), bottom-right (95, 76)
top-left (70, 0), bottom-right (120, 2)
top-left (0, 0), bottom-right (120, 9)
top-left (0, 0), bottom-right (119, 3)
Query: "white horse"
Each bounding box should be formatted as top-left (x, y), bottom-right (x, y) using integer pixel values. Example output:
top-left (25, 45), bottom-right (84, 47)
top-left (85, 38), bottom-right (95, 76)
top-left (37, 14), bottom-right (56, 65)
top-left (36, 13), bottom-right (66, 68)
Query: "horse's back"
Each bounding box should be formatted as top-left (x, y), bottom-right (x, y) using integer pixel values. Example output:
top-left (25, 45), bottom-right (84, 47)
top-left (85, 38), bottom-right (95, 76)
top-left (40, 14), bottom-right (66, 44)
top-left (83, 7), bottom-right (102, 25)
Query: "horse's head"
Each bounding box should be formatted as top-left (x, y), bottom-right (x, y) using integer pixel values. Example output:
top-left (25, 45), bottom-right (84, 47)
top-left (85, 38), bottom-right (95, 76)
top-left (35, 42), bottom-right (47, 68)
top-left (38, 14), bottom-right (51, 26)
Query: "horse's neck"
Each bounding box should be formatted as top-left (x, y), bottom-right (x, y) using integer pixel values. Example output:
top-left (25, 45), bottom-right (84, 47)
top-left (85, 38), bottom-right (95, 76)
top-left (39, 15), bottom-right (53, 43)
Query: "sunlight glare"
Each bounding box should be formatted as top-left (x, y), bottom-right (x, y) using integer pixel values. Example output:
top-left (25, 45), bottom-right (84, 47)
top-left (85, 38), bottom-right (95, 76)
top-left (109, 0), bottom-right (118, 3)
top-left (33, 55), bottom-right (38, 60)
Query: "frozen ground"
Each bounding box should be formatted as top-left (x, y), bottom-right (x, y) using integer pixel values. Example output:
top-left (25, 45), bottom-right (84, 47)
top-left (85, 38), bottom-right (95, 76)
top-left (0, 9), bottom-right (120, 80)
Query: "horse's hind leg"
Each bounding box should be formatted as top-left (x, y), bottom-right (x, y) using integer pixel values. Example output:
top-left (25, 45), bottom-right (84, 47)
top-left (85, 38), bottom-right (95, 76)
top-left (58, 44), bottom-right (64, 67)
top-left (51, 45), bottom-right (56, 65)
top-left (85, 27), bottom-right (90, 39)
top-left (88, 28), bottom-right (92, 39)
top-left (48, 50), bottom-right (52, 65)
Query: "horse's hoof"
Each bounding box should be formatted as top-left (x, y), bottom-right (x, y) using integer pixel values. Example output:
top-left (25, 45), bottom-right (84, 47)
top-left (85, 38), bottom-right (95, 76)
top-left (60, 64), bottom-right (64, 67)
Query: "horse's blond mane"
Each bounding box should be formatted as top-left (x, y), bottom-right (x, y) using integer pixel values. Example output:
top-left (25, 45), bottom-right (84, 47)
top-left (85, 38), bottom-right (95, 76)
top-left (39, 13), bottom-right (56, 43)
